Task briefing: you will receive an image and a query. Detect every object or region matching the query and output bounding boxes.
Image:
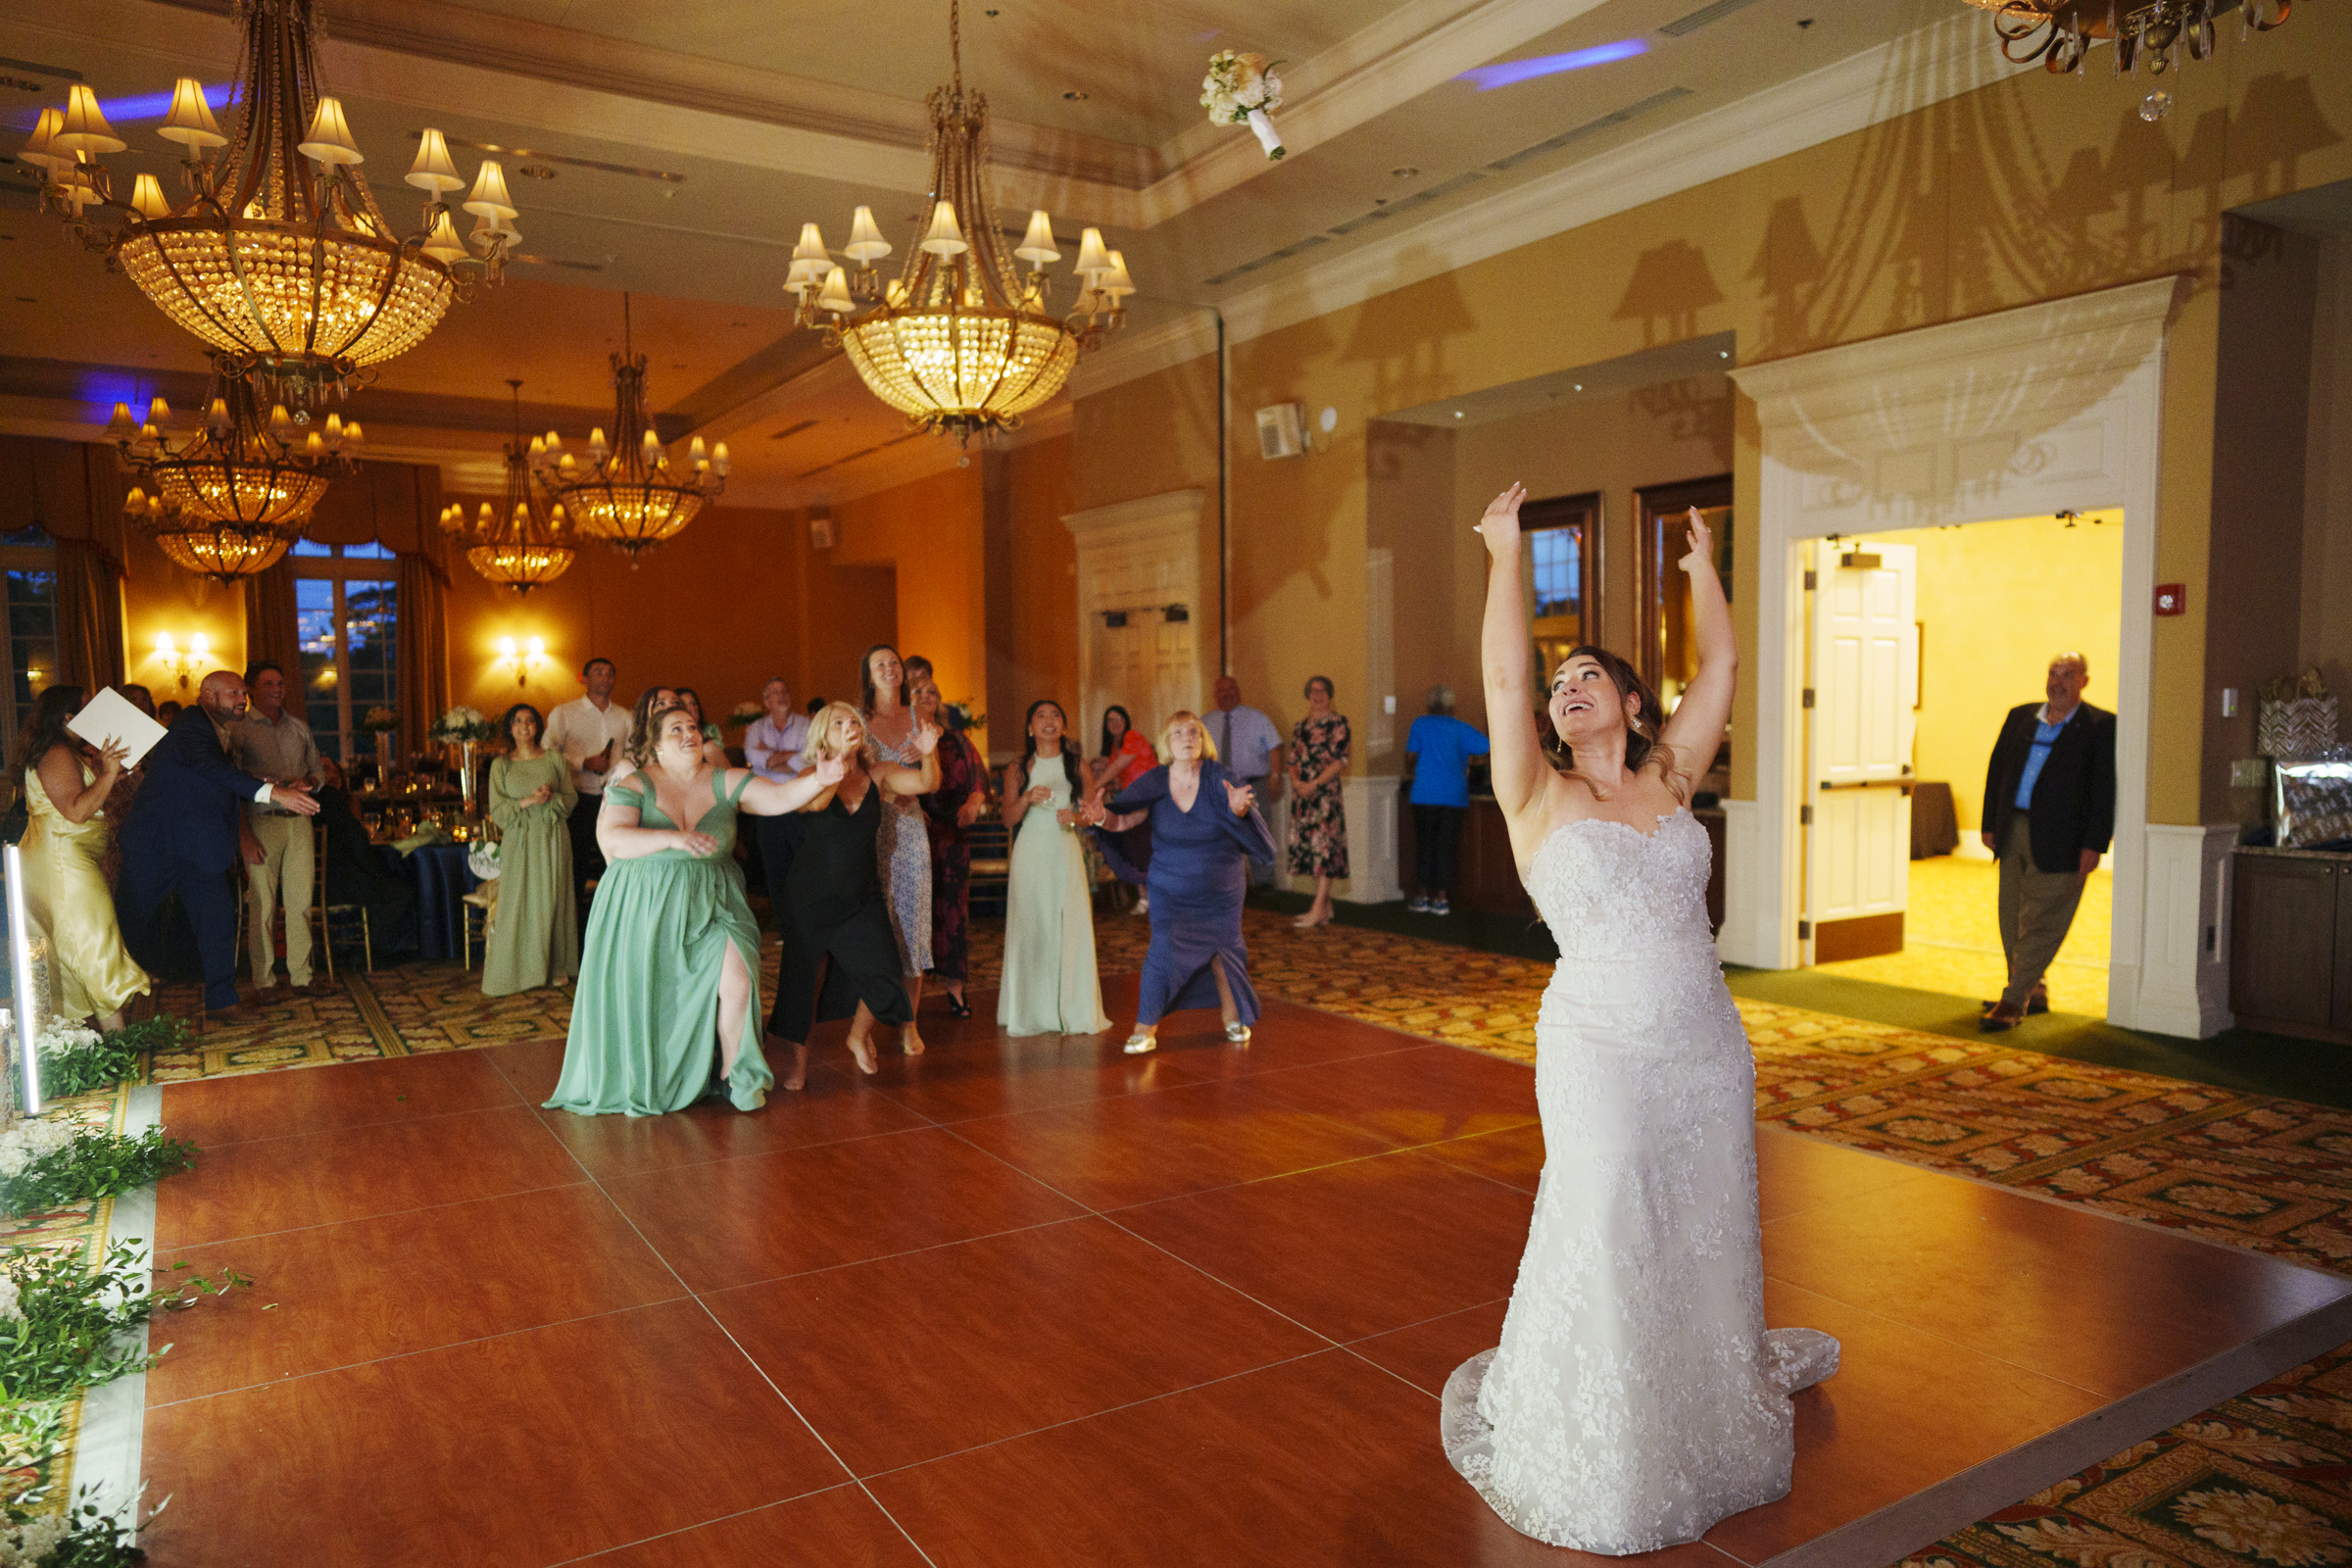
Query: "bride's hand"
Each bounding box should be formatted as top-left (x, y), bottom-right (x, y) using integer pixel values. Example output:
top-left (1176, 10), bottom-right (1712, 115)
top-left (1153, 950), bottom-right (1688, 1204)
top-left (1222, 777), bottom-right (1255, 816)
top-left (1474, 483), bottom-right (1527, 562)
top-left (1679, 506), bottom-right (1714, 574)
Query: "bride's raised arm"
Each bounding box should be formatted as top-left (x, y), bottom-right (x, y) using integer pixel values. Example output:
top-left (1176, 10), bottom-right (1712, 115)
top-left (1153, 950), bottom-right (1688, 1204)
top-left (1477, 482), bottom-right (1549, 824)
top-left (1655, 507), bottom-right (1736, 783)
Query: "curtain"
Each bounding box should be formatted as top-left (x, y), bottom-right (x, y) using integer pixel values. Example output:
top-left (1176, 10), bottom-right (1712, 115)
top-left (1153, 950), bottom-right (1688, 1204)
top-left (396, 550), bottom-right (449, 757)
top-left (241, 560), bottom-right (301, 680)
top-left (54, 538), bottom-right (125, 695)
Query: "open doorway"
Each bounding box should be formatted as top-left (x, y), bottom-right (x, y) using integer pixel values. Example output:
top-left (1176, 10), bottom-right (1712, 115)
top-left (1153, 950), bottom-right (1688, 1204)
top-left (1802, 510), bottom-right (2125, 1013)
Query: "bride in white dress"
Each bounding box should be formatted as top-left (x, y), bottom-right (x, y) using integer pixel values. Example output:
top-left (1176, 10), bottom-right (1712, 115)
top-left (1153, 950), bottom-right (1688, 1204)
top-left (1441, 483), bottom-right (1839, 1553)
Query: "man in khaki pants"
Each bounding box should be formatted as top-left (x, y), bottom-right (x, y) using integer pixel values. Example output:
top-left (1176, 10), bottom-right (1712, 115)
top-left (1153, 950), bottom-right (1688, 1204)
top-left (233, 662), bottom-right (325, 994)
top-left (1978, 653), bottom-right (2116, 1031)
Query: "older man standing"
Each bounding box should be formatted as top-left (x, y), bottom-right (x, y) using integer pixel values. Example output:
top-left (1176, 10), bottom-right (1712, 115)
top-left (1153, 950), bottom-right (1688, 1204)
top-left (1204, 675), bottom-right (1284, 888)
top-left (117, 670), bottom-right (320, 1023)
top-left (232, 661), bottom-right (325, 993)
top-left (744, 675), bottom-right (810, 781)
top-left (545, 656), bottom-right (631, 917)
top-left (1979, 652), bottom-right (2115, 1031)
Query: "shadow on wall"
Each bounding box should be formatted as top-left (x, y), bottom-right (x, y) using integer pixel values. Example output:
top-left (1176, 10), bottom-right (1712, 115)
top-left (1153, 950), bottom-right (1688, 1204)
top-left (1339, 241), bottom-right (1479, 416)
top-left (1614, 240), bottom-right (1727, 348)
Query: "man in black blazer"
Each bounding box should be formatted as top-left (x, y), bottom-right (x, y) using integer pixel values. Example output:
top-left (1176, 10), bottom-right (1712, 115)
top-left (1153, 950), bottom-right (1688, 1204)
top-left (116, 669), bottom-right (320, 1023)
top-left (1979, 652), bottom-right (2115, 1031)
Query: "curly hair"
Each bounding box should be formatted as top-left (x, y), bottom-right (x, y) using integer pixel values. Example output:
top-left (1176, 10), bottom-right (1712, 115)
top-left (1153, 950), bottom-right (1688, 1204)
top-left (624, 702), bottom-right (700, 770)
top-left (1542, 645), bottom-right (1688, 803)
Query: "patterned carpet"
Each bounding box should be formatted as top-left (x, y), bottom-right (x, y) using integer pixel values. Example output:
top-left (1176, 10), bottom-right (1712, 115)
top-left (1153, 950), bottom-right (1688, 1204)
top-left (107, 906), bottom-right (2352, 1567)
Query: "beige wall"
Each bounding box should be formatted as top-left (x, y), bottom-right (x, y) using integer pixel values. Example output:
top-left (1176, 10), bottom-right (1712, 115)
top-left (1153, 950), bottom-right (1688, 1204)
top-left (2302, 234), bottom-right (2352, 700)
top-left (1879, 512), bottom-right (2127, 838)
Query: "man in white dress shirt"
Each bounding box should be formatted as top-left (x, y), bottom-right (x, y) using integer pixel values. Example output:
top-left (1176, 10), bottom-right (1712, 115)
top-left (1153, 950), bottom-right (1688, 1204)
top-left (744, 676), bottom-right (811, 781)
top-left (544, 656), bottom-right (632, 918)
top-left (1206, 676), bottom-right (1283, 888)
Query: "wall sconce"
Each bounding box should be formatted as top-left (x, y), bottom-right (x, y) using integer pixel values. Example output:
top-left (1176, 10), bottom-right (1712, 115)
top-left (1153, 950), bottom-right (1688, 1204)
top-left (152, 631), bottom-right (211, 690)
top-left (496, 635), bottom-right (546, 687)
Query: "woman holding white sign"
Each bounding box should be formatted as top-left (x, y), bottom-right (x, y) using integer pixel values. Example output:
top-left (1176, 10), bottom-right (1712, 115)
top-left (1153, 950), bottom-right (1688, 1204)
top-left (16, 685), bottom-right (149, 1030)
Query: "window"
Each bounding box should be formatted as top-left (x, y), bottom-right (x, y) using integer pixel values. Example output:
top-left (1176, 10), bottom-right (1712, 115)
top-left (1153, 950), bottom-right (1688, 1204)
top-left (1635, 474), bottom-right (1733, 713)
top-left (293, 544), bottom-right (399, 762)
top-left (0, 525), bottom-right (60, 759)
top-left (1518, 492), bottom-right (1601, 692)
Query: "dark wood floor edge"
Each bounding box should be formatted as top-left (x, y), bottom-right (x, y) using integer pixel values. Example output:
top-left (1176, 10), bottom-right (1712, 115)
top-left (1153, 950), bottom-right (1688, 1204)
top-left (344, 972), bottom-right (411, 1057)
top-left (1751, 1291), bottom-right (2352, 1568)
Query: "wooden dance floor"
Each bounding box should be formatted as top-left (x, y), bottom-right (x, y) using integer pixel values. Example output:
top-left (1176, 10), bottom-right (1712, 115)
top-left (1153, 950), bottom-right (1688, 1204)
top-left (129, 977), bottom-right (2352, 1566)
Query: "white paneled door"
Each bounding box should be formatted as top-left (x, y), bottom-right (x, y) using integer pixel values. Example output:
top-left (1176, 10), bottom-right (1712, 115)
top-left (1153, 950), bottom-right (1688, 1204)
top-left (1805, 538), bottom-right (1916, 962)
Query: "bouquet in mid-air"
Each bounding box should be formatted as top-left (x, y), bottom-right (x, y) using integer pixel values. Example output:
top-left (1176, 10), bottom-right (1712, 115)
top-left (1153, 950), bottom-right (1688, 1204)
top-left (1201, 50), bottom-right (1286, 160)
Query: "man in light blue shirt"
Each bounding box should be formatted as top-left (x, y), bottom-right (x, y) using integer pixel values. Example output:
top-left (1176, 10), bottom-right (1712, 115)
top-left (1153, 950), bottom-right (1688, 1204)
top-left (1206, 676), bottom-right (1283, 886)
top-left (1405, 686), bottom-right (1490, 914)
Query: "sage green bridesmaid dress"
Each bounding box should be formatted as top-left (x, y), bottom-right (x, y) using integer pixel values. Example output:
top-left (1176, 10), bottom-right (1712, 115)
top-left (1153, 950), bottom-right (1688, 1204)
top-left (546, 770), bottom-right (772, 1115)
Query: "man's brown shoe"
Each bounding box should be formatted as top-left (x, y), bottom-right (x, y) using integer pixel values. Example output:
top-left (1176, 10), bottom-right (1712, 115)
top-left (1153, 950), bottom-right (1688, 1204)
top-left (1978, 1003), bottom-right (2025, 1033)
top-left (210, 1002), bottom-right (259, 1025)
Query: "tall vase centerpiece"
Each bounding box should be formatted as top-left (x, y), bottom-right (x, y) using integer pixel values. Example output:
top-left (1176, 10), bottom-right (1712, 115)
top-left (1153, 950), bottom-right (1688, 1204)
top-left (428, 706), bottom-right (498, 816)
top-left (361, 705), bottom-right (400, 788)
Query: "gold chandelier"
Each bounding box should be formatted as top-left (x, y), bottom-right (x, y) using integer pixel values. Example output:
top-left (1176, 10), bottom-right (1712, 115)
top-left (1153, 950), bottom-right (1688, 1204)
top-left (17, 0), bottom-right (518, 404)
top-left (108, 363), bottom-right (363, 583)
top-left (784, 0), bottom-right (1134, 445)
top-left (1967, 0), bottom-right (2292, 118)
top-left (443, 380), bottom-right (576, 595)
top-left (531, 296), bottom-right (728, 563)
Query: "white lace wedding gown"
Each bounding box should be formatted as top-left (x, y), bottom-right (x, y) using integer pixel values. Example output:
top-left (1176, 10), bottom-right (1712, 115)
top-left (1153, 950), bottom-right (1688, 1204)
top-left (1442, 808), bottom-right (1839, 1553)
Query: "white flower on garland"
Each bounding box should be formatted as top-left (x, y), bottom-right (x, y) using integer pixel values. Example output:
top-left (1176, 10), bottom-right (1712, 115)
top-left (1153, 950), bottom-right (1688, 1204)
top-left (429, 706), bottom-right (498, 745)
top-left (0, 1514), bottom-right (68, 1568)
top-left (0, 1270), bottom-right (20, 1324)
top-left (1201, 50), bottom-right (1287, 159)
top-left (37, 1023), bottom-right (99, 1057)
top-left (0, 1117), bottom-right (77, 1180)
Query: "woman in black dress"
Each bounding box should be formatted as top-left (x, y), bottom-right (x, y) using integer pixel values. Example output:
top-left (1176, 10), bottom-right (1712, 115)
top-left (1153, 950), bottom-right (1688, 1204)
top-left (764, 701), bottom-right (941, 1085)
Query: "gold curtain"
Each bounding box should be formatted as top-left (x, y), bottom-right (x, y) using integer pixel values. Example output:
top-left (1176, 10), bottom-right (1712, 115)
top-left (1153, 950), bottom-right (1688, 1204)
top-left (241, 560), bottom-right (301, 678)
top-left (396, 550), bottom-right (449, 757)
top-left (54, 538), bottom-right (125, 696)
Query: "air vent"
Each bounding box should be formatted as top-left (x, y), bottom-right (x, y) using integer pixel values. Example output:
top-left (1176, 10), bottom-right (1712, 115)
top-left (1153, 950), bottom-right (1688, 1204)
top-left (407, 130), bottom-right (686, 184)
top-left (771, 419), bottom-right (820, 441)
top-left (796, 429), bottom-right (924, 478)
top-left (1659, 0), bottom-right (1769, 37)
top-left (1202, 232), bottom-right (1331, 288)
top-left (1486, 87), bottom-right (1690, 172)
top-left (509, 254), bottom-right (604, 272)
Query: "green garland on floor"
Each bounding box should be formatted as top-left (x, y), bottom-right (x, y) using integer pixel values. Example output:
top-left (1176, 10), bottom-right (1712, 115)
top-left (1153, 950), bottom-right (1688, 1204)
top-left (0, 1131), bottom-right (195, 1222)
top-left (0, 1242), bottom-right (247, 1402)
top-left (36, 1019), bottom-right (188, 1102)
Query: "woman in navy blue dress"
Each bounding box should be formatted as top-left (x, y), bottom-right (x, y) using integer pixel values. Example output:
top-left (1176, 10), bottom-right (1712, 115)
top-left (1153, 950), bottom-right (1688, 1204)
top-left (1084, 710), bottom-right (1276, 1054)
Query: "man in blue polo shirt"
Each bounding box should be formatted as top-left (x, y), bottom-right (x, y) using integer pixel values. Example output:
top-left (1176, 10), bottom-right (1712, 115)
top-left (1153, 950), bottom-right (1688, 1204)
top-left (1978, 652), bottom-right (2115, 1031)
top-left (1405, 686), bottom-right (1490, 915)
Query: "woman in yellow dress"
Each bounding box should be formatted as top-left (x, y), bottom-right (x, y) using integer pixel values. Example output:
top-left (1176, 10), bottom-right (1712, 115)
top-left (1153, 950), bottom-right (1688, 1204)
top-left (17, 685), bottom-right (149, 1029)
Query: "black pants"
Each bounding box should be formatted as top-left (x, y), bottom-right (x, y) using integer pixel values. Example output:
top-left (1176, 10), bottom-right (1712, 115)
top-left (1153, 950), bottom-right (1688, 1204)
top-left (566, 793), bottom-right (605, 920)
top-left (118, 856), bottom-right (241, 1010)
top-left (1413, 805), bottom-right (1464, 896)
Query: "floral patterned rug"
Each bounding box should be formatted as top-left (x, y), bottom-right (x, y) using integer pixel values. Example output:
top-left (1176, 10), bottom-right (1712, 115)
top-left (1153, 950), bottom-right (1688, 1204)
top-left (119, 907), bottom-right (2352, 1567)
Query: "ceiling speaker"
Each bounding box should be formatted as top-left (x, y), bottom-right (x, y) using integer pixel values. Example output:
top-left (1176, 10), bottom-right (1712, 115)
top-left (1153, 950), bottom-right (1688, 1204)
top-left (1255, 403), bottom-right (1304, 461)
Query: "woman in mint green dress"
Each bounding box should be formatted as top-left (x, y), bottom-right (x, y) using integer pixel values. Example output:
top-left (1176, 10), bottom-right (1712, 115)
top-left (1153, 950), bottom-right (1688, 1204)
top-left (548, 704), bottom-right (844, 1116)
top-left (482, 703), bottom-right (578, 998)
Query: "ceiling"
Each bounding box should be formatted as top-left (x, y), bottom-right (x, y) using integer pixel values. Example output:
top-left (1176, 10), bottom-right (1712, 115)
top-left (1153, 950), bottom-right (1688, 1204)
top-left (0, 0), bottom-right (1972, 510)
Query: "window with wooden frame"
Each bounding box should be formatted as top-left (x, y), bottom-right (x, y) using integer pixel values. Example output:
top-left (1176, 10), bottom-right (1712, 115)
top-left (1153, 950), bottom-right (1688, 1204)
top-left (1635, 475), bottom-right (1732, 713)
top-left (1519, 491), bottom-right (1601, 692)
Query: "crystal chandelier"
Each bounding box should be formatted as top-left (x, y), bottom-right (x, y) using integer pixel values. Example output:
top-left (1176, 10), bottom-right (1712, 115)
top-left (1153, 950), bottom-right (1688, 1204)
top-left (16, 0), bottom-right (519, 404)
top-left (107, 363), bottom-right (363, 584)
top-left (782, 0), bottom-right (1135, 445)
top-left (531, 296), bottom-right (729, 564)
top-left (1966, 0), bottom-right (2293, 119)
top-left (442, 381), bottom-right (576, 595)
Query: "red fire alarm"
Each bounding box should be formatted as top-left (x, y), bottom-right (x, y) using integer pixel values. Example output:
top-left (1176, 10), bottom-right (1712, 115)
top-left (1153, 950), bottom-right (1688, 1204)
top-left (2154, 583), bottom-right (2186, 615)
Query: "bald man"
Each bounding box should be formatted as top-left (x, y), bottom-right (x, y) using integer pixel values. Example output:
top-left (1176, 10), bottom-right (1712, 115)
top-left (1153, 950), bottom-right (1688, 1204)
top-left (116, 670), bottom-right (319, 1024)
top-left (1978, 652), bottom-right (2115, 1032)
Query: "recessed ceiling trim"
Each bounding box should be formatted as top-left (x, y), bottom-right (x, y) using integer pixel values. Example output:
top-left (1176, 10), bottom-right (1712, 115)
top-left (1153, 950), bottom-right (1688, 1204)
top-left (407, 129), bottom-right (686, 184)
top-left (1658, 0), bottom-right (1773, 39)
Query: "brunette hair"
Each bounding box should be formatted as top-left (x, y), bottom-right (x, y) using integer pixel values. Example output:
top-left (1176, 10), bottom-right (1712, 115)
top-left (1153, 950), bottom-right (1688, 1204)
top-left (626, 703), bottom-right (702, 770)
top-left (244, 660), bottom-right (283, 687)
top-left (1098, 705), bottom-right (1135, 758)
top-left (804, 701), bottom-right (876, 768)
top-left (675, 686), bottom-right (707, 723)
top-left (1542, 645), bottom-right (1687, 801)
top-left (1013, 699), bottom-right (1082, 796)
top-left (1157, 710), bottom-right (1218, 765)
top-left (1303, 674), bottom-right (1335, 702)
top-left (13, 684), bottom-right (85, 774)
top-left (622, 687), bottom-right (681, 768)
top-left (858, 644), bottom-right (907, 714)
top-left (502, 703), bottom-right (546, 746)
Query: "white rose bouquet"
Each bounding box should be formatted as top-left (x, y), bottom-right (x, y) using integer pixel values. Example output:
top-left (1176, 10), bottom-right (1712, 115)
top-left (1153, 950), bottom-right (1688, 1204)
top-left (1201, 50), bottom-right (1287, 160)
top-left (429, 705), bottom-right (499, 745)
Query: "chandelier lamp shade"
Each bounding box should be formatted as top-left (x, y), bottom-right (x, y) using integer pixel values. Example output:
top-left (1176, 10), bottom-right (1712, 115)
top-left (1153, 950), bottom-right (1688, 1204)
top-left (530, 295), bottom-right (728, 564)
top-left (782, 0), bottom-right (1134, 444)
top-left (1965, 0), bottom-right (2293, 118)
top-left (443, 380), bottom-right (577, 595)
top-left (16, 0), bottom-right (519, 404)
top-left (107, 361), bottom-right (363, 584)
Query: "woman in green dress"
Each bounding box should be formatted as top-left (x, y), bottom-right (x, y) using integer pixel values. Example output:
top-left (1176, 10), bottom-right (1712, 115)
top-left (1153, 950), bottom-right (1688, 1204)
top-left (548, 704), bottom-right (845, 1116)
top-left (482, 703), bottom-right (578, 998)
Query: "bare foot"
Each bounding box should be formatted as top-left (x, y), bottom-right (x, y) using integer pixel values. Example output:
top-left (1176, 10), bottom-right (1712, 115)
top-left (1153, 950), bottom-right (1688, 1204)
top-left (901, 1023), bottom-right (926, 1057)
top-left (847, 1031), bottom-right (878, 1075)
top-left (773, 1036), bottom-right (808, 1093)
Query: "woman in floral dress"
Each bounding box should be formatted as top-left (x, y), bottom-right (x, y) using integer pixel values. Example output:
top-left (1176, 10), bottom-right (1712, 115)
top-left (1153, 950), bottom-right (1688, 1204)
top-left (1287, 675), bottom-right (1351, 929)
top-left (913, 674), bottom-right (987, 1019)
top-left (859, 644), bottom-right (936, 1053)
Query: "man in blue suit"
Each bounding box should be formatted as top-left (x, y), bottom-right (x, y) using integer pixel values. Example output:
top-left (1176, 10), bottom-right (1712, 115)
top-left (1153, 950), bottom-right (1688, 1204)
top-left (117, 669), bottom-right (320, 1023)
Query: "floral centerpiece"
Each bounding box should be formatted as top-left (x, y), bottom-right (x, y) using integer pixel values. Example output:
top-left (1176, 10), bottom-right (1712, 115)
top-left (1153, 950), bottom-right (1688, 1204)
top-left (427, 706), bottom-right (499, 745)
top-left (1201, 50), bottom-right (1286, 159)
top-left (359, 707), bottom-right (401, 734)
top-left (726, 701), bottom-right (764, 732)
top-left (942, 701), bottom-right (985, 735)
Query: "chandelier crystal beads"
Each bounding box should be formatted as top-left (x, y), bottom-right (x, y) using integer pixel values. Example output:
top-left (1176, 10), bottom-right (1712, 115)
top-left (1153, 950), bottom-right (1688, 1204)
top-left (784, 0), bottom-right (1133, 444)
top-left (1966, 0), bottom-right (2293, 119)
top-left (18, 0), bottom-right (517, 404)
top-left (442, 381), bottom-right (576, 595)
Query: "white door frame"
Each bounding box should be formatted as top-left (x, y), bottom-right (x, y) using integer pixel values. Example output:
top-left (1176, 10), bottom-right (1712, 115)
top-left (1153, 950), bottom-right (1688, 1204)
top-left (1726, 274), bottom-right (2230, 1037)
top-left (1062, 488), bottom-right (1207, 744)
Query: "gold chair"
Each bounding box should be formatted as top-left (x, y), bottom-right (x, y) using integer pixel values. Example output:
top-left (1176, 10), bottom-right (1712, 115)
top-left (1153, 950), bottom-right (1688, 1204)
top-left (460, 885), bottom-right (497, 970)
top-left (309, 820), bottom-right (373, 979)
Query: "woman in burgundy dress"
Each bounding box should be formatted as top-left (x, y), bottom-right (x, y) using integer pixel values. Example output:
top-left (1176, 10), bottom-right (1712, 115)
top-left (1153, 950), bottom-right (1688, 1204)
top-left (912, 674), bottom-right (988, 1018)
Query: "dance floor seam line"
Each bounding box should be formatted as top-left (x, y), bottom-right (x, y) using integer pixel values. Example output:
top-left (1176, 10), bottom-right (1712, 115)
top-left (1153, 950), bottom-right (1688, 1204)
top-left (536, 1484), bottom-right (892, 1568)
top-left (162, 1175), bottom-right (597, 1250)
top-left (179, 1092), bottom-right (536, 1152)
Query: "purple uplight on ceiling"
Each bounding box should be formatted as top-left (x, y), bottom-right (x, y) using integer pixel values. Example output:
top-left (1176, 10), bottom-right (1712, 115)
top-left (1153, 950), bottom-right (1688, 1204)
top-left (1458, 38), bottom-right (1647, 91)
top-left (2, 81), bottom-right (233, 135)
